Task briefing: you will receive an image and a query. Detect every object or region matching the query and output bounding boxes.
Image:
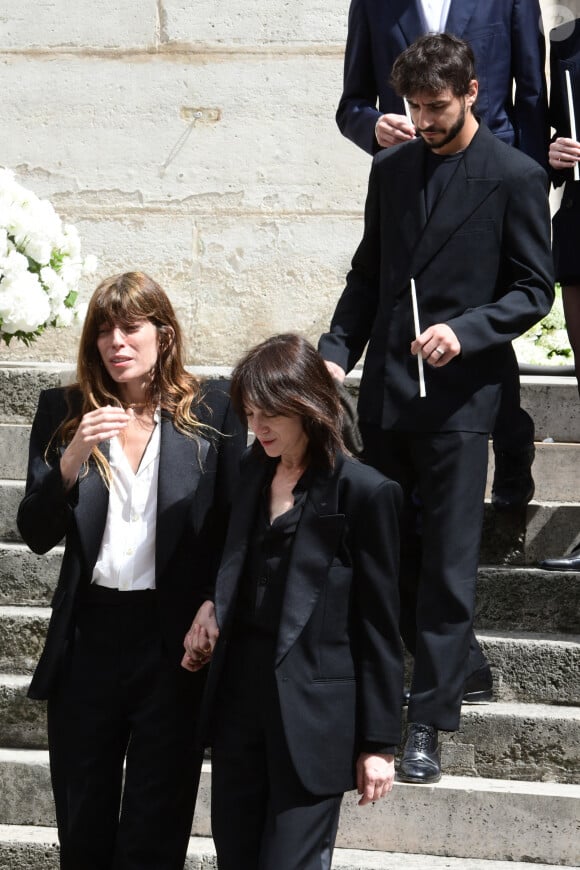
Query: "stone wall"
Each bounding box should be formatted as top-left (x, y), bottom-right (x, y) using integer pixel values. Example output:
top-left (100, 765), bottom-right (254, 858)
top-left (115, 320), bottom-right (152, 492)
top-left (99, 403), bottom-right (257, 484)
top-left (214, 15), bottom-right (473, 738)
top-left (0, 0), bottom-right (575, 364)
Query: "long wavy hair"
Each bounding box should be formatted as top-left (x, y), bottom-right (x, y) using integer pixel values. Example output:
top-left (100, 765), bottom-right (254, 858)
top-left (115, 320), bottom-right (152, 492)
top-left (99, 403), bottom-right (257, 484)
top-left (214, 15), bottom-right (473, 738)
top-left (230, 333), bottom-right (346, 468)
top-left (55, 271), bottom-right (206, 481)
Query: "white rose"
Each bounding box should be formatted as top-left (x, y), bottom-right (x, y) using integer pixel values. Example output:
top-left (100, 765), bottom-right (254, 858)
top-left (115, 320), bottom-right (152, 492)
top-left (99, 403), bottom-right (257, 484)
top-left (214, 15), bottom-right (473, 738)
top-left (2, 249), bottom-right (29, 274)
top-left (0, 273), bottom-right (50, 334)
top-left (54, 304), bottom-right (75, 328)
top-left (24, 234), bottom-right (53, 266)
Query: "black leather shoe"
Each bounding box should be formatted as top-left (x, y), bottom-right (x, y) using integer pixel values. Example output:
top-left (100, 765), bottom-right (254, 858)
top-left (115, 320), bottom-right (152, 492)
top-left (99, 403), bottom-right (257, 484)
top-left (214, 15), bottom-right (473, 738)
top-left (491, 445), bottom-right (535, 510)
top-left (538, 550), bottom-right (580, 571)
top-left (398, 723), bottom-right (441, 784)
top-left (403, 663), bottom-right (493, 706)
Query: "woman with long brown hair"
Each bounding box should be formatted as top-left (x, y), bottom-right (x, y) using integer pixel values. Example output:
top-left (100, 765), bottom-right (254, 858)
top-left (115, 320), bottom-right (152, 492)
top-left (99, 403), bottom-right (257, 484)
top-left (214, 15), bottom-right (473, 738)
top-left (183, 333), bottom-right (403, 870)
top-left (18, 271), bottom-right (246, 869)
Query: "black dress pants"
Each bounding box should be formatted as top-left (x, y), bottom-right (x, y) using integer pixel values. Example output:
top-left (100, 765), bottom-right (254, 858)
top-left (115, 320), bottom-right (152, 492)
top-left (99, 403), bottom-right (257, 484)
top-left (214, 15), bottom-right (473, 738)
top-left (211, 634), bottom-right (343, 870)
top-left (361, 426), bottom-right (489, 731)
top-left (47, 587), bottom-right (204, 870)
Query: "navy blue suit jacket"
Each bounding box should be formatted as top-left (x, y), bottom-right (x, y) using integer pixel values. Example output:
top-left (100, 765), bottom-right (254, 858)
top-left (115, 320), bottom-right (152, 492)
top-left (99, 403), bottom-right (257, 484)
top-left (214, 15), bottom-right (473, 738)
top-left (336, 0), bottom-right (549, 167)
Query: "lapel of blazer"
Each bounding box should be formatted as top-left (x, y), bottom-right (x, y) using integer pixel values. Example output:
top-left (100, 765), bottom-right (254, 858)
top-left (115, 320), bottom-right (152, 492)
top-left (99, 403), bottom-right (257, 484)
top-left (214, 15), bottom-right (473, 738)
top-left (386, 140), bottom-right (428, 269)
top-left (156, 414), bottom-right (209, 582)
top-left (445, 0), bottom-right (478, 38)
top-left (73, 441), bottom-right (110, 574)
top-left (409, 125), bottom-right (501, 280)
top-left (275, 455), bottom-right (346, 666)
top-left (214, 454), bottom-right (268, 630)
top-left (395, 0), bottom-right (427, 46)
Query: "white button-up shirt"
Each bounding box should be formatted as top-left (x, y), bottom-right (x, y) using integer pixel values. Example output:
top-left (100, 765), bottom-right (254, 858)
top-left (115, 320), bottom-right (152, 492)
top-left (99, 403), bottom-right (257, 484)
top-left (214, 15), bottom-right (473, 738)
top-left (419, 0), bottom-right (452, 33)
top-left (92, 409), bottom-right (161, 591)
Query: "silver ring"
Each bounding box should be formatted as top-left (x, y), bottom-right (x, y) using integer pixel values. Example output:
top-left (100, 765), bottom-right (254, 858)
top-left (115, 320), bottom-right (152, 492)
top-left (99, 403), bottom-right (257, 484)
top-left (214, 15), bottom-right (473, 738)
top-left (435, 346), bottom-right (444, 356)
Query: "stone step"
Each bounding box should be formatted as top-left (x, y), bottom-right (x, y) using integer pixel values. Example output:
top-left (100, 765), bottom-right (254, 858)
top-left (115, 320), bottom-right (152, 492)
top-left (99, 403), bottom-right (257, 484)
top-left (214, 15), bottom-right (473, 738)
top-left (2, 544), bottom-right (578, 633)
top-left (0, 364), bottom-right (579, 440)
top-left (0, 754), bottom-right (577, 864)
top-left (475, 566), bottom-right (580, 634)
top-left (4, 413), bottom-right (580, 498)
top-left (485, 440), bottom-right (580, 503)
top-left (0, 828), bottom-right (572, 870)
top-left (1, 606), bottom-right (578, 701)
top-left (4, 477), bottom-right (580, 564)
top-left (2, 672), bottom-right (578, 783)
top-left (0, 424), bottom-right (31, 481)
top-left (480, 500), bottom-right (580, 565)
top-left (478, 631), bottom-right (580, 705)
top-left (0, 543), bottom-right (62, 607)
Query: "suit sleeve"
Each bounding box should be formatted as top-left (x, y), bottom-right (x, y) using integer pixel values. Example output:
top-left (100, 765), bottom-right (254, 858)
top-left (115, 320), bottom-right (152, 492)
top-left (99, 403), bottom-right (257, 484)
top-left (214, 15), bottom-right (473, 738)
top-left (318, 159), bottom-right (382, 371)
top-left (548, 24), bottom-right (578, 188)
top-left (352, 477), bottom-right (403, 750)
top-left (511, 0), bottom-right (549, 169)
top-left (336, 0), bottom-right (384, 155)
top-left (17, 391), bottom-right (76, 555)
top-left (194, 382), bottom-right (247, 602)
top-left (446, 162), bottom-right (555, 357)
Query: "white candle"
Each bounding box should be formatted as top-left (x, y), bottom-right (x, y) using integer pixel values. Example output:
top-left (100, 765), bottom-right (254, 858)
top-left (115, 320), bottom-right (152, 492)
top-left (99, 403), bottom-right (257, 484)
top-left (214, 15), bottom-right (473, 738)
top-left (410, 278), bottom-right (426, 398)
top-left (565, 69), bottom-right (580, 182)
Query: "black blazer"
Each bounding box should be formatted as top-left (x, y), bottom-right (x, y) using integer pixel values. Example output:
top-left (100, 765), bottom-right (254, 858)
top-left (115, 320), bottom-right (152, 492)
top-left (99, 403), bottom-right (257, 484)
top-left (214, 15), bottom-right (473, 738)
top-left (336, 0), bottom-right (549, 167)
top-left (201, 449), bottom-right (403, 796)
top-left (17, 380), bottom-right (246, 700)
top-left (319, 124), bottom-right (554, 432)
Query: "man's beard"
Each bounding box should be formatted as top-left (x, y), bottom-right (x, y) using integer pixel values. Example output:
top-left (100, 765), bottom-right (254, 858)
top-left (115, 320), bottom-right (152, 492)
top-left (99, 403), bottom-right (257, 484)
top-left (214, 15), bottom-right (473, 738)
top-left (419, 103), bottom-right (466, 151)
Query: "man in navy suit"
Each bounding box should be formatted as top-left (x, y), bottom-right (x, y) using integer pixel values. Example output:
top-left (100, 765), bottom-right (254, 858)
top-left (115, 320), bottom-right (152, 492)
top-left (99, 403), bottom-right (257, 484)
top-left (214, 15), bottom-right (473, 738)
top-left (333, 0), bottom-right (550, 704)
top-left (320, 33), bottom-right (554, 782)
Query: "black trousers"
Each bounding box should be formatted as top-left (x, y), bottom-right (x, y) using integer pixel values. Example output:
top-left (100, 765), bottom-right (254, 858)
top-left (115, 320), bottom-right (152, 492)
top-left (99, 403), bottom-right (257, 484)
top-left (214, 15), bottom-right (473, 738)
top-left (211, 634), bottom-right (343, 870)
top-left (47, 587), bottom-right (204, 870)
top-left (361, 426), bottom-right (489, 731)
top-left (492, 352), bottom-right (534, 452)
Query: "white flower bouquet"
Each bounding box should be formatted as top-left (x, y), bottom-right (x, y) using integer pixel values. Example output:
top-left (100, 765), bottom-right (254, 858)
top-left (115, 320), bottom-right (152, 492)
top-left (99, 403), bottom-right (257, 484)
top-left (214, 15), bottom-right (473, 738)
top-left (0, 168), bottom-right (96, 346)
top-left (513, 286), bottom-right (572, 367)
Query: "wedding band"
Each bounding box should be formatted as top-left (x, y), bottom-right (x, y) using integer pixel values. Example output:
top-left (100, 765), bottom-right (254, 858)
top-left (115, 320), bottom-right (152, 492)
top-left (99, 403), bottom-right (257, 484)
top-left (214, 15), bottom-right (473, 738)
top-left (435, 347), bottom-right (444, 356)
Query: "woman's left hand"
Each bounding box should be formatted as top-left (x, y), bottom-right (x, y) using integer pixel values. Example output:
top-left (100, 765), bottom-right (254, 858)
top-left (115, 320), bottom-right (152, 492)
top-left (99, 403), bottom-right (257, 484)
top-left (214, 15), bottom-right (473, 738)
top-left (356, 752), bottom-right (395, 806)
top-left (181, 600), bottom-right (219, 672)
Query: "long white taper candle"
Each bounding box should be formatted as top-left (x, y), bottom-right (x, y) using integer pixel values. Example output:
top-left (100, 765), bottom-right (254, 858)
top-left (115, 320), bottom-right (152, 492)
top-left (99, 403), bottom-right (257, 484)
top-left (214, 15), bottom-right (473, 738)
top-left (410, 278), bottom-right (426, 398)
top-left (565, 69), bottom-right (580, 182)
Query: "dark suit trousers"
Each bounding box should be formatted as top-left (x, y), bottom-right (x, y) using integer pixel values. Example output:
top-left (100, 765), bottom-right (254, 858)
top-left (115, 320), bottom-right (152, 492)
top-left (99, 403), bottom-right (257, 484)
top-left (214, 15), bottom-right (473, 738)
top-left (492, 352), bottom-right (534, 452)
top-left (211, 633), bottom-right (342, 870)
top-left (47, 587), bottom-right (204, 870)
top-left (361, 425), bottom-right (489, 731)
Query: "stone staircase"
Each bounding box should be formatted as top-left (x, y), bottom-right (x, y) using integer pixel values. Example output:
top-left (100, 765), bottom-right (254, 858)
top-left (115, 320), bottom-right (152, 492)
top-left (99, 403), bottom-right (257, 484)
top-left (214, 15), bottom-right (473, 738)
top-left (0, 363), bottom-right (578, 869)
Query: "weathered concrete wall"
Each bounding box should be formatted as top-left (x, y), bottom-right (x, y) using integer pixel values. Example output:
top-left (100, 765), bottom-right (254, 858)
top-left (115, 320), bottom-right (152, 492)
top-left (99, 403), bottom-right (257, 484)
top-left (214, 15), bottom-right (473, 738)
top-left (0, 1), bottom-right (571, 364)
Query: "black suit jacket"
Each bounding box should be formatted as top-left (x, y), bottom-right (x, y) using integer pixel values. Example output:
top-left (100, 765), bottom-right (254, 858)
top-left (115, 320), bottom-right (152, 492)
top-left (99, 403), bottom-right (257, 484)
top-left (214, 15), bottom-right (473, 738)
top-left (17, 380), bottom-right (246, 700)
top-left (336, 0), bottom-right (549, 167)
top-left (201, 449), bottom-right (403, 796)
top-left (319, 124), bottom-right (554, 432)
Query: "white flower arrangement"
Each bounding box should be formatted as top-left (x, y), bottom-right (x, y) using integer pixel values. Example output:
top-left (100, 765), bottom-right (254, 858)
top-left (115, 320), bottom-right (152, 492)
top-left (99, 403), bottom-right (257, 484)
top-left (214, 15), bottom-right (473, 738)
top-left (0, 168), bottom-right (96, 346)
top-left (513, 286), bottom-right (572, 367)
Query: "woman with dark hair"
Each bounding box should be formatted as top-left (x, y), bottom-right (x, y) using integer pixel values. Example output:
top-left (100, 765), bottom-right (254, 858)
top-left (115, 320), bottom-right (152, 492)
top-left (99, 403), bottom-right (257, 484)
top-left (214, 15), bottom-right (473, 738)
top-left (17, 271), bottom-right (246, 870)
top-left (182, 333), bottom-right (403, 870)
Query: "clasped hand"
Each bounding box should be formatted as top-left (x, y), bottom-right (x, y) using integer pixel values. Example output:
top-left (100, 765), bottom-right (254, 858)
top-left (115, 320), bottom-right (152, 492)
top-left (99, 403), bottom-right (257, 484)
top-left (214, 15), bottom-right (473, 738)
top-left (181, 600), bottom-right (219, 672)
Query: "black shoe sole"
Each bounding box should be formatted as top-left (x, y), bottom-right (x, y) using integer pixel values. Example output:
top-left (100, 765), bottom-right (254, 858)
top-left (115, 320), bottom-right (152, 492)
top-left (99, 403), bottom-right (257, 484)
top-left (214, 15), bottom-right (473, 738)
top-left (462, 687), bottom-right (494, 703)
top-left (397, 770), bottom-right (442, 784)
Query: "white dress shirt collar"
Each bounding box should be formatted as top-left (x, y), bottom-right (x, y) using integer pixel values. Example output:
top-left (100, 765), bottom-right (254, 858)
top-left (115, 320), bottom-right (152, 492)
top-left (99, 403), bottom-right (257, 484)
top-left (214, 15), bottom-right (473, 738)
top-left (419, 0), bottom-right (452, 33)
